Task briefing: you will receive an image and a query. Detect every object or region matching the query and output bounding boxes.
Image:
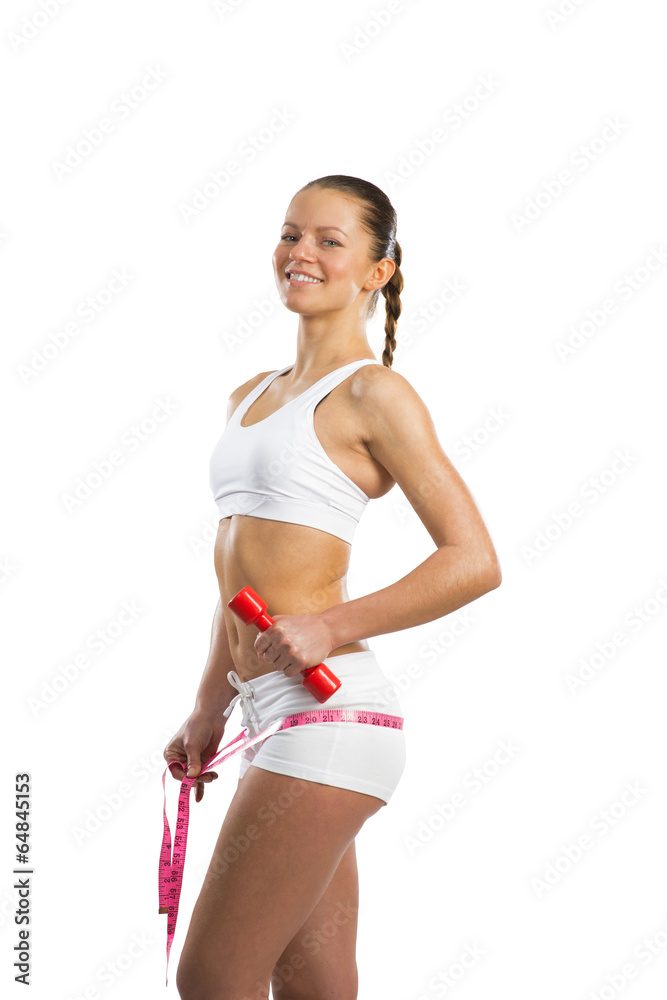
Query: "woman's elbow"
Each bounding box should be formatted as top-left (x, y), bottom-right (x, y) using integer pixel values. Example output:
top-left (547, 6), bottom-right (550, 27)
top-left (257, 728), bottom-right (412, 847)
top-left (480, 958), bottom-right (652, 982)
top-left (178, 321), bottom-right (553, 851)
top-left (479, 552), bottom-right (502, 593)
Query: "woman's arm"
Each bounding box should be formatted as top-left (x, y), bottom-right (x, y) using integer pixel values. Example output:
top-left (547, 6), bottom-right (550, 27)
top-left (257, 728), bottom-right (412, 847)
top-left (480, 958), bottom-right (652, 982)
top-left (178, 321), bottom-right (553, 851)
top-left (194, 597), bottom-right (238, 716)
top-left (322, 366), bottom-right (501, 648)
top-left (322, 545), bottom-right (499, 649)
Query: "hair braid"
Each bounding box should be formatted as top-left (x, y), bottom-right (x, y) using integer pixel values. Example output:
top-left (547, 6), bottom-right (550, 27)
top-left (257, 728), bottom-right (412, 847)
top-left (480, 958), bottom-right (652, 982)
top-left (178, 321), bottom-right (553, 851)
top-left (380, 240), bottom-right (403, 369)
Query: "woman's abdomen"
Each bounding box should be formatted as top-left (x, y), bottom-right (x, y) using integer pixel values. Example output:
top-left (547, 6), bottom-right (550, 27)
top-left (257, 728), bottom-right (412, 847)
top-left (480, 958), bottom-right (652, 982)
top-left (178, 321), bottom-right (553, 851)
top-left (214, 514), bottom-right (369, 678)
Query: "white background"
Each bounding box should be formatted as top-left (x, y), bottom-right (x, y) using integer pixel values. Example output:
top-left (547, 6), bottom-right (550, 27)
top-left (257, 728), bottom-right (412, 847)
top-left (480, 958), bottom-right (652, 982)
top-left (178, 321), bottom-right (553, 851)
top-left (2, 1), bottom-right (666, 998)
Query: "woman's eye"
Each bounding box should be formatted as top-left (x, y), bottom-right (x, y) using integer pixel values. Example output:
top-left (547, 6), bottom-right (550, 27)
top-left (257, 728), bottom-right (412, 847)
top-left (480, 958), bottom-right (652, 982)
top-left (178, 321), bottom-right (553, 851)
top-left (280, 235), bottom-right (339, 247)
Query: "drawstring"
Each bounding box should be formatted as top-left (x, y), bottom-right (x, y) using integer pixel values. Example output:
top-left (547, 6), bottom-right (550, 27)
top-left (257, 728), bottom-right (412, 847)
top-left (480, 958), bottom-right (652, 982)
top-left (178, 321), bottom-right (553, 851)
top-left (222, 670), bottom-right (262, 734)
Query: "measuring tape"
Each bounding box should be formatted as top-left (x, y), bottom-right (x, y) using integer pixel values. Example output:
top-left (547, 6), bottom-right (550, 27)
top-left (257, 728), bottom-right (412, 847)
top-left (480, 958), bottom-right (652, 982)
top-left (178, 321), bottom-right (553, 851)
top-left (158, 708), bottom-right (404, 985)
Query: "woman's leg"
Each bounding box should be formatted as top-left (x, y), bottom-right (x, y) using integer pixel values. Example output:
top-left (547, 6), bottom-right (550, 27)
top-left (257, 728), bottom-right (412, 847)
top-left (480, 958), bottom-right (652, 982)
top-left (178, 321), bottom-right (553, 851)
top-left (270, 839), bottom-right (361, 1000)
top-left (175, 765), bottom-right (384, 1000)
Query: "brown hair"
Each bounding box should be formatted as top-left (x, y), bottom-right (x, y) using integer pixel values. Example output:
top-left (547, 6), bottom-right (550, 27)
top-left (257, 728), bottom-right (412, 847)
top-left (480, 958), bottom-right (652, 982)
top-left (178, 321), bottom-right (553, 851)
top-left (296, 175), bottom-right (403, 368)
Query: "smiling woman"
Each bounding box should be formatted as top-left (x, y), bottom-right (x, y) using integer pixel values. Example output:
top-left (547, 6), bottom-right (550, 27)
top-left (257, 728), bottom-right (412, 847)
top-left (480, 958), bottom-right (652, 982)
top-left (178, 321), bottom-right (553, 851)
top-left (164, 175), bottom-right (501, 1000)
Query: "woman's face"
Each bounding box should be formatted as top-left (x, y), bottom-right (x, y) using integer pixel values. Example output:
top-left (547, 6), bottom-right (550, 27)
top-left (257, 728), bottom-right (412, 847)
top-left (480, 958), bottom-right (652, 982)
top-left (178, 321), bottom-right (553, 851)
top-left (273, 188), bottom-right (388, 315)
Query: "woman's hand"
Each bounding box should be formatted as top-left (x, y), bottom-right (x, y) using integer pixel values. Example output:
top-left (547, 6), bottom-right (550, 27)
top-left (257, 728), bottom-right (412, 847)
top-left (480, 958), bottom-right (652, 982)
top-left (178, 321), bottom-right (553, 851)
top-left (253, 613), bottom-right (336, 677)
top-left (163, 709), bottom-right (226, 803)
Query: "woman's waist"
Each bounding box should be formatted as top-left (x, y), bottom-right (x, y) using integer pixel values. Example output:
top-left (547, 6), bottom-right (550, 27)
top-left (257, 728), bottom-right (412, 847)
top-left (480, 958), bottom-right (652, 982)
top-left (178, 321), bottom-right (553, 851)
top-left (215, 517), bottom-right (352, 600)
top-left (224, 647), bottom-right (403, 726)
top-left (218, 572), bottom-right (360, 663)
top-left (228, 640), bottom-right (371, 685)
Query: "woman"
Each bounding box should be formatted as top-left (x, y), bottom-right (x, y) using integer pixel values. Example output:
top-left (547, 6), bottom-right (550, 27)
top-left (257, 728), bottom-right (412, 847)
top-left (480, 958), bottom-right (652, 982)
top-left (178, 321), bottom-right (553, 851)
top-left (165, 174), bottom-right (501, 1000)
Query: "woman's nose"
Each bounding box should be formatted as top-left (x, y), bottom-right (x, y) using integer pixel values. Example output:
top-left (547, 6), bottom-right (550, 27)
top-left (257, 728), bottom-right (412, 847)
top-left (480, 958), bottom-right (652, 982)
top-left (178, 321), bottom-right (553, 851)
top-left (288, 237), bottom-right (316, 259)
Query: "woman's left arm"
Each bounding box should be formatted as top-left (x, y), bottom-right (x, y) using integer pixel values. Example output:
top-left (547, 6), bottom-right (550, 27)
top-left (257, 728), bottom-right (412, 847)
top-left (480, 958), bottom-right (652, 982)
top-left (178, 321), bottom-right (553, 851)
top-left (321, 367), bottom-right (502, 649)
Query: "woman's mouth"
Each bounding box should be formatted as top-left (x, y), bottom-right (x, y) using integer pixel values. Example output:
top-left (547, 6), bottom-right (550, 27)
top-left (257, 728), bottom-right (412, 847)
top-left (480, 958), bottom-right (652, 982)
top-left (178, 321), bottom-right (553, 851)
top-left (286, 271), bottom-right (324, 286)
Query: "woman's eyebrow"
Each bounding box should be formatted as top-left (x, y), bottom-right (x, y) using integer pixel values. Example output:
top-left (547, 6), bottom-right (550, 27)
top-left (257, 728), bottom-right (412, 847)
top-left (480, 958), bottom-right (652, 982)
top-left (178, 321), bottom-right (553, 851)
top-left (282, 222), bottom-right (348, 237)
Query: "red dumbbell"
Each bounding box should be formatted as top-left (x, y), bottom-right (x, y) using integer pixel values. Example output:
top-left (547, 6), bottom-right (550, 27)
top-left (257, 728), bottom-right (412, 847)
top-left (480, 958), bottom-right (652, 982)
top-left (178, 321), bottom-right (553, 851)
top-left (227, 586), bottom-right (341, 703)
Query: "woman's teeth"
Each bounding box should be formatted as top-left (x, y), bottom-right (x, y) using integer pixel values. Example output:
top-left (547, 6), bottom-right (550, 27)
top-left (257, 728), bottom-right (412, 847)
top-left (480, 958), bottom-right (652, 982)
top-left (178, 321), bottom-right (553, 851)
top-left (289, 273), bottom-right (323, 283)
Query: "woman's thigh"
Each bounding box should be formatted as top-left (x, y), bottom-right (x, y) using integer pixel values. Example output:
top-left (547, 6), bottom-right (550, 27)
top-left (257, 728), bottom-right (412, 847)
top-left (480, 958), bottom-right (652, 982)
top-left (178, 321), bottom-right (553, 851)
top-left (270, 839), bottom-right (360, 1000)
top-left (176, 765), bottom-right (384, 1000)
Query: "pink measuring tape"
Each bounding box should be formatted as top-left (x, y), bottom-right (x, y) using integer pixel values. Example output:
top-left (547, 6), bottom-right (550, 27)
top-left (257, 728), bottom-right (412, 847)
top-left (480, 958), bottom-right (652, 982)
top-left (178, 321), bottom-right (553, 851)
top-left (158, 707), bottom-right (403, 984)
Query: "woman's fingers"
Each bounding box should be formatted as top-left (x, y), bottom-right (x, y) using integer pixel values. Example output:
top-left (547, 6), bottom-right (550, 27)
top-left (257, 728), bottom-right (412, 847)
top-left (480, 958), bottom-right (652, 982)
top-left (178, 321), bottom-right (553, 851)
top-left (194, 772), bottom-right (218, 802)
top-left (168, 761), bottom-right (185, 781)
top-left (167, 763), bottom-right (219, 785)
top-left (167, 768), bottom-right (219, 803)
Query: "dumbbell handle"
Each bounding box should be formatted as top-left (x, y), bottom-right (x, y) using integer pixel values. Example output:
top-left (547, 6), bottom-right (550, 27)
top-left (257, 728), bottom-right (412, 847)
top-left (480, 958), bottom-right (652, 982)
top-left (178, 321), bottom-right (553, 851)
top-left (227, 586), bottom-right (342, 703)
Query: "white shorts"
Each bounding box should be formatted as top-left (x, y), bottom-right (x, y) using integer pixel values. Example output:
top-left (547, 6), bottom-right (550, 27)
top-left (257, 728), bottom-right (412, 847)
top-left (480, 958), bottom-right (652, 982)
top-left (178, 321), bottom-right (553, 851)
top-left (227, 649), bottom-right (407, 805)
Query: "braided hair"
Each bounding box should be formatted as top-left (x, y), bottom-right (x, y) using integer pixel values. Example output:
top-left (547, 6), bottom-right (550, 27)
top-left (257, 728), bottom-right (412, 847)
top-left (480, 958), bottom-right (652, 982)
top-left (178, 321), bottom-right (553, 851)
top-left (296, 175), bottom-right (403, 368)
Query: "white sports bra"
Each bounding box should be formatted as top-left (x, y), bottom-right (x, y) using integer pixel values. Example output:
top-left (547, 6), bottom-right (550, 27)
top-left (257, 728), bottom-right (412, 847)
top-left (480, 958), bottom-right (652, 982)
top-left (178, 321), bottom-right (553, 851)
top-left (209, 358), bottom-right (383, 543)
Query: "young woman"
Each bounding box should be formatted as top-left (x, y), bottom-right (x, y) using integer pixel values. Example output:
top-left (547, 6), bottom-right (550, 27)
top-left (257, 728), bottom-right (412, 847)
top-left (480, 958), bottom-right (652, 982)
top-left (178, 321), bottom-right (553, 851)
top-left (165, 174), bottom-right (501, 1000)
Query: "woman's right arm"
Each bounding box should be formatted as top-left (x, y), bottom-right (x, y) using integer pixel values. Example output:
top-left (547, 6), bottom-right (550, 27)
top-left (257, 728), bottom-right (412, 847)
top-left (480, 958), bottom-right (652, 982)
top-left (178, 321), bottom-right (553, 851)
top-left (194, 596), bottom-right (238, 717)
top-left (163, 597), bottom-right (238, 801)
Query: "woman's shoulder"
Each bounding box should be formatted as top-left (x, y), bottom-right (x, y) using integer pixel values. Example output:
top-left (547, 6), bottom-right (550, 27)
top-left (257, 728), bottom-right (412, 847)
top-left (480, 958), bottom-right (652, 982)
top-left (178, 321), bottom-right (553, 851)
top-left (225, 368), bottom-right (276, 422)
top-left (230, 368), bottom-right (276, 399)
top-left (352, 363), bottom-right (438, 446)
top-left (353, 360), bottom-right (421, 408)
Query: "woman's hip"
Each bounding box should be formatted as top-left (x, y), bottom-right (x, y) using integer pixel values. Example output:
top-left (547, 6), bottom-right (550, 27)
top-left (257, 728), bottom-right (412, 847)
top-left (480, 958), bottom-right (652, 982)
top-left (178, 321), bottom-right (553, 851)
top-left (230, 648), bottom-right (407, 805)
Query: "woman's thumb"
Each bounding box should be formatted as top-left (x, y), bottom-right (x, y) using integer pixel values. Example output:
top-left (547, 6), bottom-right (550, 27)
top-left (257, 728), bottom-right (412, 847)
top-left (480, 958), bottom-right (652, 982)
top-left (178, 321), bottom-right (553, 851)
top-left (186, 757), bottom-right (201, 778)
